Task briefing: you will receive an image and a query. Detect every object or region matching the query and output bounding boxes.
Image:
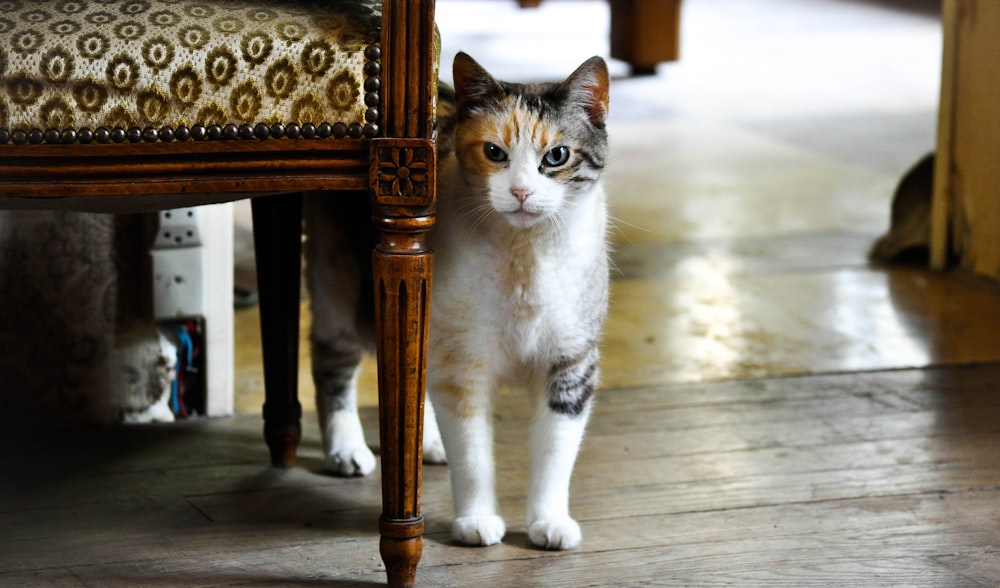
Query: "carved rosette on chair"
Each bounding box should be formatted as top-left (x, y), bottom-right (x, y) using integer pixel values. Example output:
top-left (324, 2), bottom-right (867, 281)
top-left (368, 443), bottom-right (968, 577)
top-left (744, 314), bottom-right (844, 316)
top-left (0, 1), bottom-right (437, 587)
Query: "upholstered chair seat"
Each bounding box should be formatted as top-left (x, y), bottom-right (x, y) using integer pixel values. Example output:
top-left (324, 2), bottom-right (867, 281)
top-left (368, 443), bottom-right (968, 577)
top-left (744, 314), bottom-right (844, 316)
top-left (0, 1), bottom-right (437, 587)
top-left (0, 0), bottom-right (381, 145)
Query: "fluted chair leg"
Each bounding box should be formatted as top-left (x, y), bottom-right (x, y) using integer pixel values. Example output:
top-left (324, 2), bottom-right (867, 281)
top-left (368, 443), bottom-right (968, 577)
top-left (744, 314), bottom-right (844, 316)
top-left (373, 244), bottom-right (431, 588)
top-left (371, 137), bottom-right (436, 587)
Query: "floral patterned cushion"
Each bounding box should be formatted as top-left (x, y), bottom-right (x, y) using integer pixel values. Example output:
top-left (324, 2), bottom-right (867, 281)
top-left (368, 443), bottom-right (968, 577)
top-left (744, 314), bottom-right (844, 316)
top-left (0, 0), bottom-right (382, 145)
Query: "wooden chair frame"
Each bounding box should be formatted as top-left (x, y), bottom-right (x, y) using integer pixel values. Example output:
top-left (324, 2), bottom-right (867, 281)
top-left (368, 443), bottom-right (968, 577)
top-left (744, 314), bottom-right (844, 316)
top-left (0, 2), bottom-right (436, 586)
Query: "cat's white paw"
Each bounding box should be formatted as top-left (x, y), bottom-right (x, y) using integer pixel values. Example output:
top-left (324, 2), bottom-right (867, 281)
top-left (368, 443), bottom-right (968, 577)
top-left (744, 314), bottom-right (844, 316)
top-left (528, 516), bottom-right (582, 550)
top-left (422, 433), bottom-right (447, 464)
top-left (324, 445), bottom-right (377, 477)
top-left (323, 410), bottom-right (376, 477)
top-left (452, 514), bottom-right (506, 546)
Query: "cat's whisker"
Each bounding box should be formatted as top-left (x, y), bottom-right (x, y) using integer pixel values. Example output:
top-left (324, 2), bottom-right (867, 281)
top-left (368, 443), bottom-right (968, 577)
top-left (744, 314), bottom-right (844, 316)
top-left (606, 252), bottom-right (625, 279)
top-left (606, 214), bottom-right (664, 244)
top-left (460, 199), bottom-right (498, 233)
top-left (551, 208), bottom-right (572, 244)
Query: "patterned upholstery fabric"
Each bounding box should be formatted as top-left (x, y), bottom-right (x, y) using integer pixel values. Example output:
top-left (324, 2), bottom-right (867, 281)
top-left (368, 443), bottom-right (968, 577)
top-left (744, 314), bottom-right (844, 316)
top-left (0, 0), bottom-right (382, 144)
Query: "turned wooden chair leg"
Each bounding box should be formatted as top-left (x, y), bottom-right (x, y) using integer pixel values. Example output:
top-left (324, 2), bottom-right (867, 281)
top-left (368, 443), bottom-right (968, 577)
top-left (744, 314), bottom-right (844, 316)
top-left (610, 0), bottom-right (683, 74)
top-left (370, 138), bottom-right (436, 588)
top-left (252, 193), bottom-right (304, 468)
top-left (373, 244), bottom-right (432, 588)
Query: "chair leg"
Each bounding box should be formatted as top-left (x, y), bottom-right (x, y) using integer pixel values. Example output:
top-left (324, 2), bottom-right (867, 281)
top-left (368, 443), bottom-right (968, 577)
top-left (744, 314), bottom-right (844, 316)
top-left (373, 232), bottom-right (433, 588)
top-left (251, 193), bottom-right (303, 468)
top-left (610, 0), bottom-right (682, 74)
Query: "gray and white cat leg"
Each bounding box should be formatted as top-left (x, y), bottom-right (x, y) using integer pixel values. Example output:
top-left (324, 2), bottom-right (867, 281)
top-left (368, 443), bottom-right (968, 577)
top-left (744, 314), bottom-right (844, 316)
top-left (422, 397), bottom-right (447, 464)
top-left (315, 358), bottom-right (376, 477)
top-left (526, 352), bottom-right (598, 550)
top-left (431, 388), bottom-right (505, 546)
top-left (304, 194), bottom-right (378, 477)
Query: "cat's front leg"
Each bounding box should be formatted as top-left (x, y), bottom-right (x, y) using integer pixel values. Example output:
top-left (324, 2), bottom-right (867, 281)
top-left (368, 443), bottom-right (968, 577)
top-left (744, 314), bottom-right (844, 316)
top-left (431, 382), bottom-right (505, 546)
top-left (526, 351), bottom-right (598, 550)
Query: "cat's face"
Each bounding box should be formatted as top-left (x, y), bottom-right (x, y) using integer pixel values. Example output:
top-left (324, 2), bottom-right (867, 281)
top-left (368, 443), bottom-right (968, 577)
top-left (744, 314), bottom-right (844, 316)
top-left (451, 53), bottom-right (609, 229)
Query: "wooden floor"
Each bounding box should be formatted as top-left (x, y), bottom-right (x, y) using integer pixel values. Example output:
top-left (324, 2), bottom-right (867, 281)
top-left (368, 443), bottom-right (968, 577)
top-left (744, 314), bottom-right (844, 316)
top-left (3, 359), bottom-right (1000, 586)
top-left (6, 0), bottom-right (1000, 586)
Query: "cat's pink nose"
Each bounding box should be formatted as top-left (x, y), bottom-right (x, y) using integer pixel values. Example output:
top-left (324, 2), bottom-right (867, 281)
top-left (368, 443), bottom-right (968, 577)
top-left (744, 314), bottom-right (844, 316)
top-left (511, 187), bottom-right (533, 203)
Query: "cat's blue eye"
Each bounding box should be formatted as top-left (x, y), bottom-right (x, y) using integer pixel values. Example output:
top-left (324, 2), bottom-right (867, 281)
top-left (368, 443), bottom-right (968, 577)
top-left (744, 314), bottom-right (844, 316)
top-left (484, 142), bottom-right (508, 162)
top-left (542, 146), bottom-right (570, 167)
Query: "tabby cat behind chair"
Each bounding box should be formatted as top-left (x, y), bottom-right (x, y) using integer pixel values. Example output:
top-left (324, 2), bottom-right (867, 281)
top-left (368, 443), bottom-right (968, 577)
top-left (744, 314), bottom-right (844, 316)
top-left (304, 52), bottom-right (611, 551)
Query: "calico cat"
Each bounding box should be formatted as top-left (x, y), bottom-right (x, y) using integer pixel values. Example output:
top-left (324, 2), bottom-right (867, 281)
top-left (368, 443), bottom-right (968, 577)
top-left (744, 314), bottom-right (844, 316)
top-left (304, 52), bottom-right (610, 551)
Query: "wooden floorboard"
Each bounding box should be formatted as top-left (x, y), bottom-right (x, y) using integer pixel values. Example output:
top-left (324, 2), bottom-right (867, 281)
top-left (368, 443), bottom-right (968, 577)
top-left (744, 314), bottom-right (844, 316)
top-left (3, 363), bottom-right (1000, 587)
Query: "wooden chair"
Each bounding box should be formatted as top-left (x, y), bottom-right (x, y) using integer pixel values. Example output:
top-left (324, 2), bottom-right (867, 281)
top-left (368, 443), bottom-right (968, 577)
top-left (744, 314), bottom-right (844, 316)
top-left (0, 1), bottom-right (436, 586)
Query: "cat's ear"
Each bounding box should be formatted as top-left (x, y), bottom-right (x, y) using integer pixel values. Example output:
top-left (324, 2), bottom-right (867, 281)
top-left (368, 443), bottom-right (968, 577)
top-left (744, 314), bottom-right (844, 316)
top-left (452, 52), bottom-right (504, 119)
top-left (562, 56), bottom-right (610, 128)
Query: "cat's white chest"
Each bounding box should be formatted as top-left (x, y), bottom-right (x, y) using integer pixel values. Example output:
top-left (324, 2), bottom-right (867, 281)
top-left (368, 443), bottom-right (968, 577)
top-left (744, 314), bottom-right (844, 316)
top-left (502, 241), bottom-right (546, 316)
top-left (493, 235), bottom-right (592, 361)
